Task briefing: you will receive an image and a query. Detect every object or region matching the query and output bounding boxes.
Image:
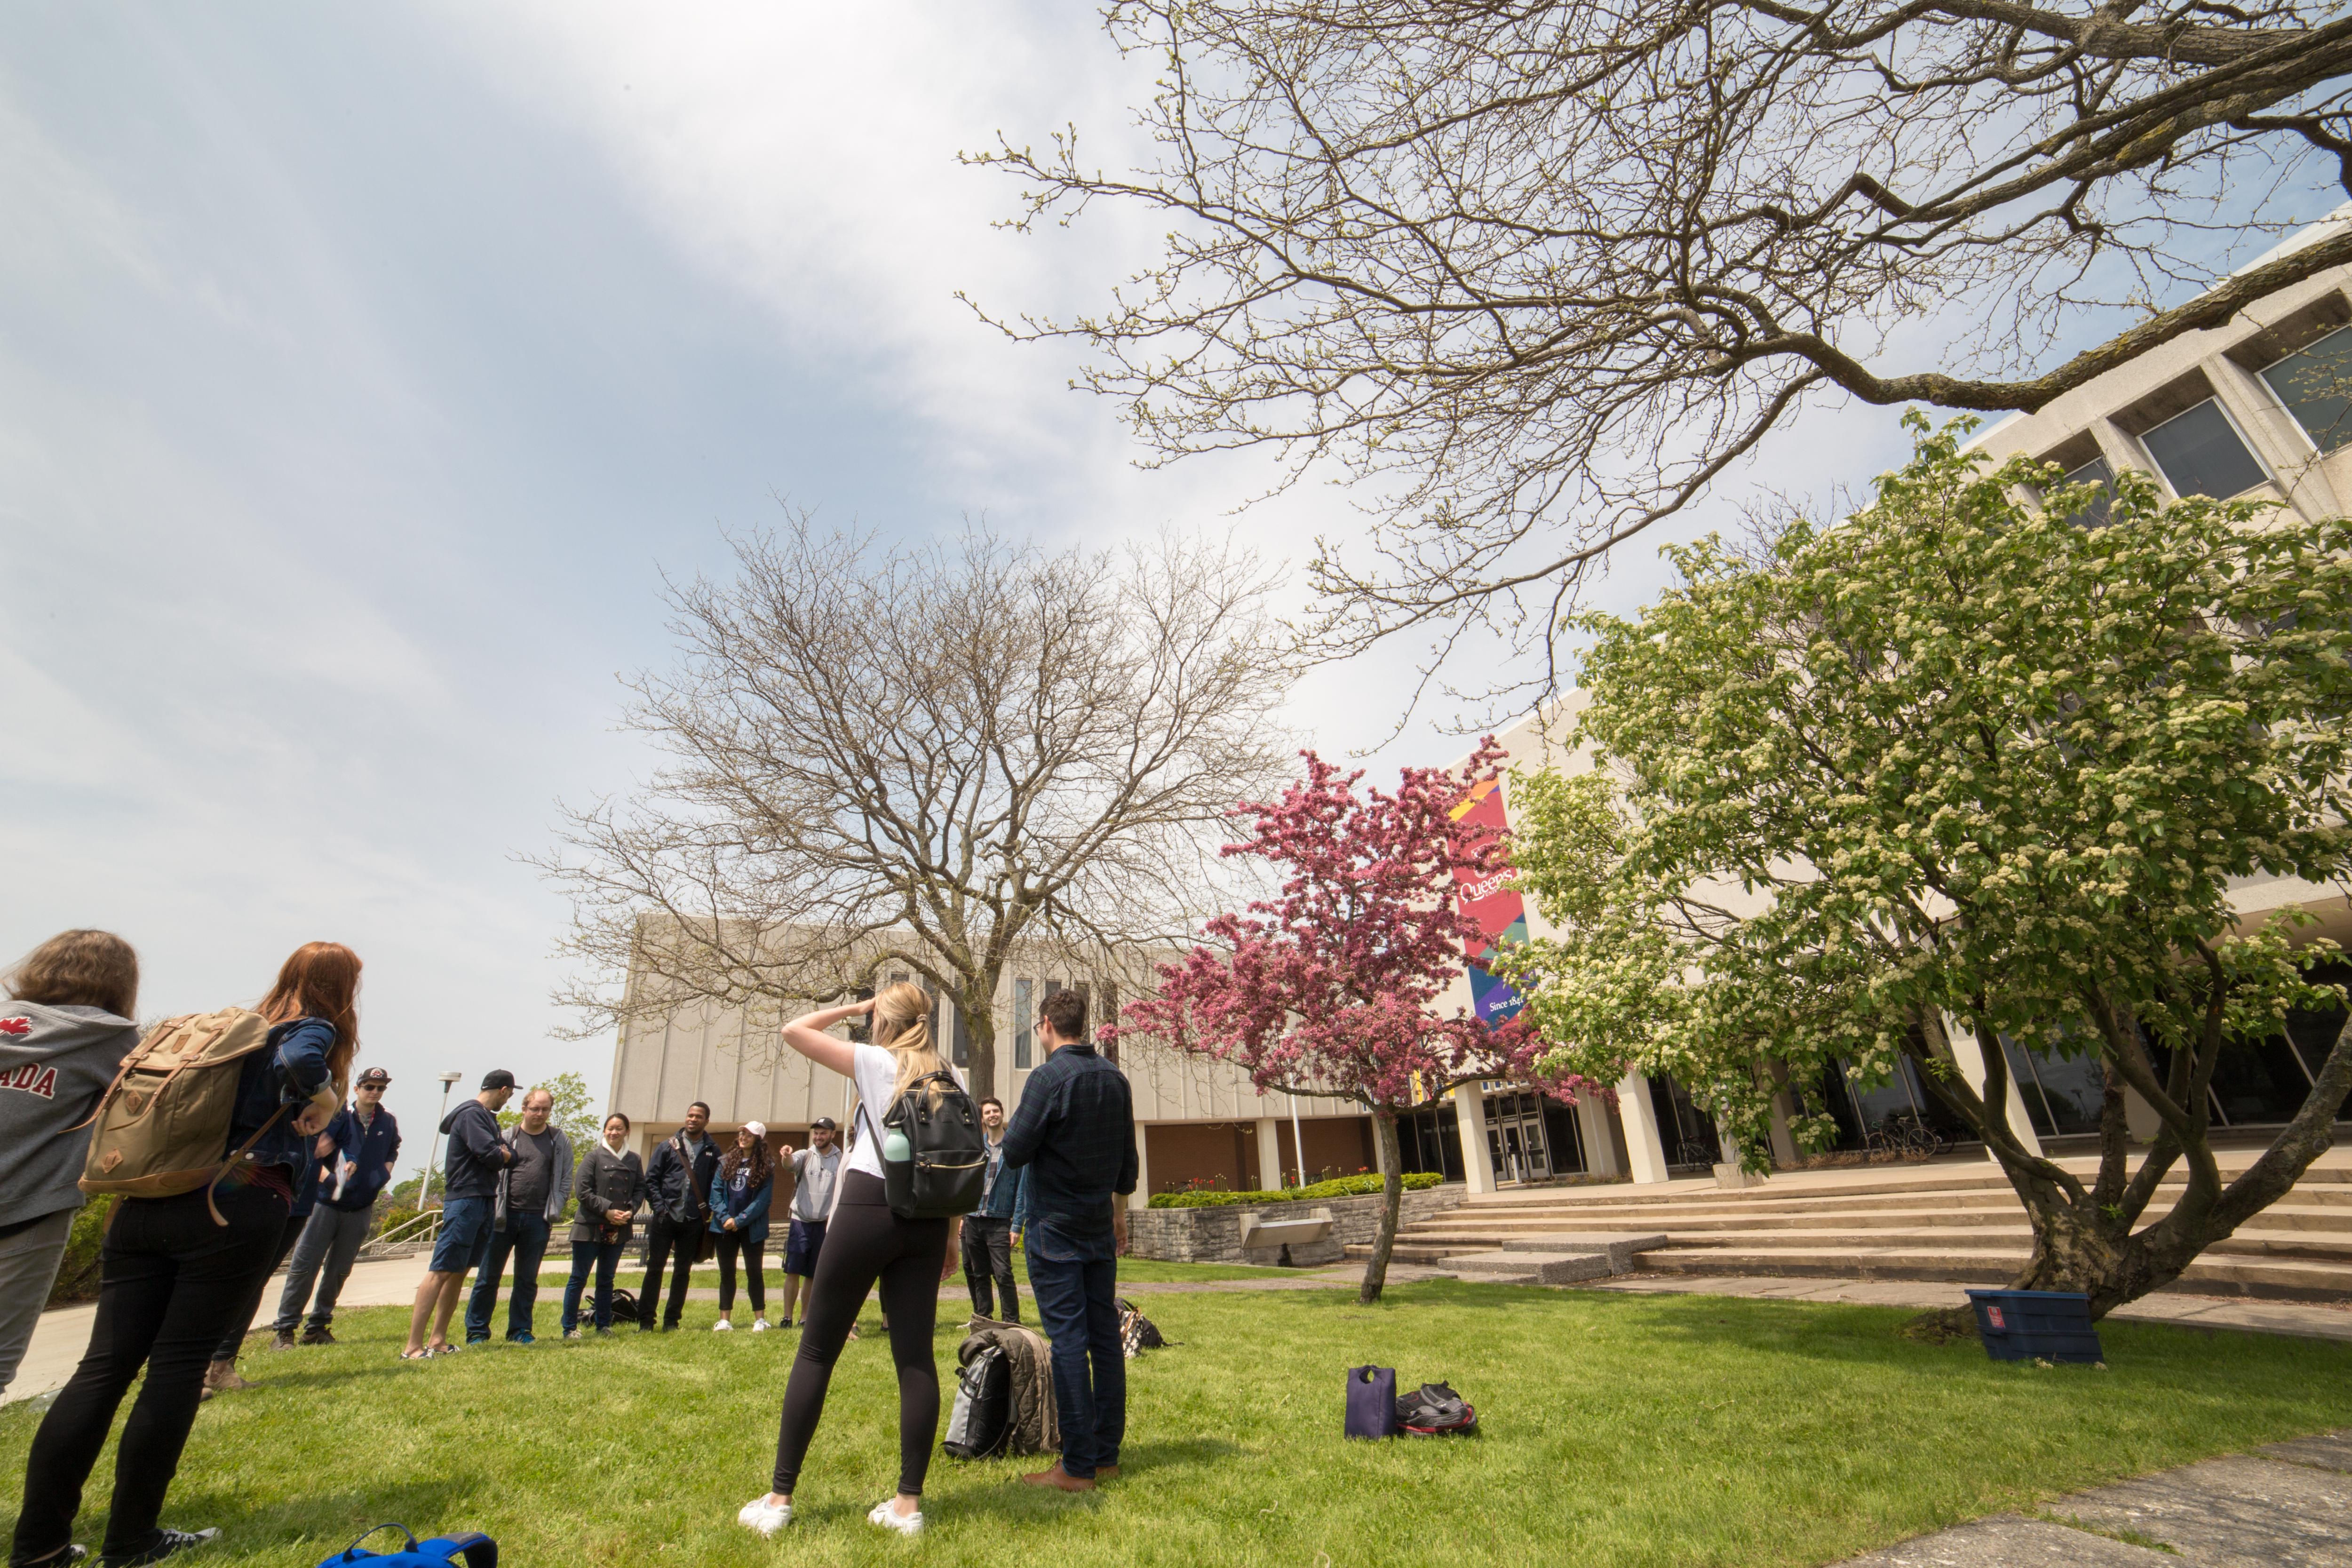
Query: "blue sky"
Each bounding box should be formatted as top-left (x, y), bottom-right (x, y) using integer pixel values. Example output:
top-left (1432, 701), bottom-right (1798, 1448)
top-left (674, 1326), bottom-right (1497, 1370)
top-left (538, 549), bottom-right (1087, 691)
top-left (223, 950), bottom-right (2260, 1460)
top-left (15, 3), bottom-right (2214, 1140)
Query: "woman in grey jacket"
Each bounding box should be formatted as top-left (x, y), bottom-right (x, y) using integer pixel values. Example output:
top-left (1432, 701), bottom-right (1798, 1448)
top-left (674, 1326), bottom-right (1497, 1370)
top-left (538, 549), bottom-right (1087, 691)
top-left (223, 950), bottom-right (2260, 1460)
top-left (562, 1113), bottom-right (645, 1338)
top-left (0, 931), bottom-right (141, 1402)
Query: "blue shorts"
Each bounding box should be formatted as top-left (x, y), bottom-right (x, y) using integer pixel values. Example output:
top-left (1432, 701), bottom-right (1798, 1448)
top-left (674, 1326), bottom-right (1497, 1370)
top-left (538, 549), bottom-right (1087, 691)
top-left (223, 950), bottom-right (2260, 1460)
top-left (783, 1218), bottom-right (826, 1277)
top-left (429, 1195), bottom-right (495, 1275)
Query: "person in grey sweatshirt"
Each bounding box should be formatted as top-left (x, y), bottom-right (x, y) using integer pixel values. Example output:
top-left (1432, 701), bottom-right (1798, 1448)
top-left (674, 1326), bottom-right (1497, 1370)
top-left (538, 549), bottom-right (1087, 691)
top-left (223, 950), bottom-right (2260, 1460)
top-left (0, 931), bottom-right (142, 1401)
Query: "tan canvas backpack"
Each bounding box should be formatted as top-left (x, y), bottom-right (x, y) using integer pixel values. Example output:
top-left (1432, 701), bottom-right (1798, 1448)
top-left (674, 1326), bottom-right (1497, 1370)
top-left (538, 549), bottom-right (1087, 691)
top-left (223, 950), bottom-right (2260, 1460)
top-left (78, 1007), bottom-right (293, 1223)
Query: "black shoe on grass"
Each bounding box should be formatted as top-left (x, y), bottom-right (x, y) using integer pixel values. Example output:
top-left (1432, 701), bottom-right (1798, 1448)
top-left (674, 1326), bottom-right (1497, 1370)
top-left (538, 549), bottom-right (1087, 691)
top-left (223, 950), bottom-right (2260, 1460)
top-left (100, 1528), bottom-right (218, 1567)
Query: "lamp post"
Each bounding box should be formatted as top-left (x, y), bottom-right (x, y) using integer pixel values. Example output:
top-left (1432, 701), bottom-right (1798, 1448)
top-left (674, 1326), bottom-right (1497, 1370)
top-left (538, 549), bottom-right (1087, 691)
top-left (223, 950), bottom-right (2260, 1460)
top-left (417, 1071), bottom-right (462, 1210)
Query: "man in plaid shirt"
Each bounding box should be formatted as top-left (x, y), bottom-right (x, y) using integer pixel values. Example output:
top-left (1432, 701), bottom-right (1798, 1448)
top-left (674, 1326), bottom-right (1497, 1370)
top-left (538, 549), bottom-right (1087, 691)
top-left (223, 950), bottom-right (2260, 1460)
top-left (1002, 987), bottom-right (1137, 1492)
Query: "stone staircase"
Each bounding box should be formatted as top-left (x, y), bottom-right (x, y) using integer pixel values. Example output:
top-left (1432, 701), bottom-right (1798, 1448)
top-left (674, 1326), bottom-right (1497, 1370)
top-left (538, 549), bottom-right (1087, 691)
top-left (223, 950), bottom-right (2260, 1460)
top-left (1344, 1157), bottom-right (2352, 1299)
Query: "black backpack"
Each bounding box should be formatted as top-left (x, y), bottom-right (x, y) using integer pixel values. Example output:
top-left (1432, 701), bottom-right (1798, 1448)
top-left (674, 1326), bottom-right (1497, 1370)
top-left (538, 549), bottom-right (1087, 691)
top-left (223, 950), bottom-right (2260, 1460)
top-left (604, 1288), bottom-right (640, 1327)
top-left (865, 1072), bottom-right (987, 1220)
top-left (942, 1343), bottom-right (1012, 1459)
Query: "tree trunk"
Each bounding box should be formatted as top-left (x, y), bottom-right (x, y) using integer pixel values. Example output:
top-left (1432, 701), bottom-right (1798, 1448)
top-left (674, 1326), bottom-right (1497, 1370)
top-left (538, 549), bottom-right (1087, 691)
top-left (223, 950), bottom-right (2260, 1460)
top-left (961, 982), bottom-right (998, 1105)
top-left (1359, 1108), bottom-right (1404, 1305)
top-left (1912, 1012), bottom-right (2352, 1322)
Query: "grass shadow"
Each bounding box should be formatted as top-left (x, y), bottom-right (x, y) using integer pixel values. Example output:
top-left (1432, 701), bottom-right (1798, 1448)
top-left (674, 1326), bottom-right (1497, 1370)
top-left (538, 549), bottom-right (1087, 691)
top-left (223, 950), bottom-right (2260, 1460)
top-left (103, 1476), bottom-right (481, 1560)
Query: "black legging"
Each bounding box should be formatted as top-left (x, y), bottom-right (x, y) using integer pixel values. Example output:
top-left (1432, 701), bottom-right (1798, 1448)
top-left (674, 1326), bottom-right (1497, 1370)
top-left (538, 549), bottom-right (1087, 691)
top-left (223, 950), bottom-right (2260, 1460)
top-left (13, 1184), bottom-right (287, 1565)
top-left (214, 1210), bottom-right (307, 1361)
top-left (771, 1172), bottom-right (947, 1498)
top-left (715, 1229), bottom-right (765, 1315)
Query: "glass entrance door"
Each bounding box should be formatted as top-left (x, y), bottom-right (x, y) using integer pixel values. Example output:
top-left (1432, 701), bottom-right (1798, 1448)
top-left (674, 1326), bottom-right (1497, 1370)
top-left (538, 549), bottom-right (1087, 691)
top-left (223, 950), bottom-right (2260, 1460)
top-left (1482, 1092), bottom-right (1552, 1183)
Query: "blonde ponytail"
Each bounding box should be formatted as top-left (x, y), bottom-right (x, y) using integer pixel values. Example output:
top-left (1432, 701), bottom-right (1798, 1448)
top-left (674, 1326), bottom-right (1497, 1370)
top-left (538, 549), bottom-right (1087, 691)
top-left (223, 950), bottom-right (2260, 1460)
top-left (874, 980), bottom-right (952, 1100)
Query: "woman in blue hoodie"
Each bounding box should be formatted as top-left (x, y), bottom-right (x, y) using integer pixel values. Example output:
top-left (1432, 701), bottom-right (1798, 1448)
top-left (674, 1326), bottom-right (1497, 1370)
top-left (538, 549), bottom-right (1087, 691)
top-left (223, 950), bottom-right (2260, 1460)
top-left (708, 1123), bottom-right (775, 1332)
top-left (11, 940), bottom-right (356, 1568)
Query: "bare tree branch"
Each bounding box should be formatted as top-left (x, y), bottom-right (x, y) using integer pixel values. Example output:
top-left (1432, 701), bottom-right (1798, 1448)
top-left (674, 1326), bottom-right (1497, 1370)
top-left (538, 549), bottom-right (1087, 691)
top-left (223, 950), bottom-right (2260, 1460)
top-left (968, 0), bottom-right (2352, 713)
top-left (531, 517), bottom-right (1295, 1093)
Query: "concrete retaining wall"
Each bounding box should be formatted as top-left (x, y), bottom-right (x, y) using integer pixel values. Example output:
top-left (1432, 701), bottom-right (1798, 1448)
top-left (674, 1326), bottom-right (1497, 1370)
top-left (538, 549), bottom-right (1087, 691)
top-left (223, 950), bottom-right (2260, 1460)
top-left (1128, 1185), bottom-right (1469, 1265)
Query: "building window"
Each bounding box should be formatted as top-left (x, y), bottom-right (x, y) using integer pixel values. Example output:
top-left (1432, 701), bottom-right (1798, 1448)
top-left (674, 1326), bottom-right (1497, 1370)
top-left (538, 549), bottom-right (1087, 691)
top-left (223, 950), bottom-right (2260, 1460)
top-left (1099, 981), bottom-right (1119, 1064)
top-left (2262, 326), bottom-right (2352, 453)
top-left (2139, 399), bottom-right (2266, 499)
top-left (1013, 979), bottom-right (1033, 1070)
top-left (2055, 455), bottom-right (2114, 527)
top-left (950, 1006), bottom-right (969, 1068)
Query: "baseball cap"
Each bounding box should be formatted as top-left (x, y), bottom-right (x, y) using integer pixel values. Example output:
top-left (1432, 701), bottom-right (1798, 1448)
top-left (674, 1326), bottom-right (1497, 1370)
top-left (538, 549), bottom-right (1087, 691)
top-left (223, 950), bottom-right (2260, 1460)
top-left (357, 1067), bottom-right (390, 1086)
top-left (811, 1116), bottom-right (838, 1130)
top-left (480, 1069), bottom-right (518, 1091)
top-left (743, 1121), bottom-right (767, 1138)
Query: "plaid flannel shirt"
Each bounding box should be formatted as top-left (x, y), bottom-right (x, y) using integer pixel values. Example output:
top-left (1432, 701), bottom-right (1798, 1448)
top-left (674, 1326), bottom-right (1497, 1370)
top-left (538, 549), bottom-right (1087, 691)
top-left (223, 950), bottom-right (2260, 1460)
top-left (1001, 1043), bottom-right (1137, 1241)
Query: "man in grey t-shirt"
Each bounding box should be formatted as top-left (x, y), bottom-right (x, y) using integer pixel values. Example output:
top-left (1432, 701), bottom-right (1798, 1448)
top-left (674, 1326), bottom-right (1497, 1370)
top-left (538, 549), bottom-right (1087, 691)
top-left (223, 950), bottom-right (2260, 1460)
top-left (465, 1087), bottom-right (574, 1345)
top-left (775, 1118), bottom-right (840, 1329)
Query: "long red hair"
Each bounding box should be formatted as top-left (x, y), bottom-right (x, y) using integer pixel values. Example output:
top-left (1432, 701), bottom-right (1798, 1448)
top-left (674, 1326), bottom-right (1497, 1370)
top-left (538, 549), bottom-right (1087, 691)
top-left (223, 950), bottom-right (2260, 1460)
top-left (258, 942), bottom-right (362, 1094)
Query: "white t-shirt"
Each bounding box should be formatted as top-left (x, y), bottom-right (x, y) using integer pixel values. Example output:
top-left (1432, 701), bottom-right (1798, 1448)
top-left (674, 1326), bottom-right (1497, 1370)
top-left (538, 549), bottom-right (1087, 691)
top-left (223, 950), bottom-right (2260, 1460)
top-left (844, 1043), bottom-right (965, 1183)
top-left (846, 1043), bottom-right (901, 1182)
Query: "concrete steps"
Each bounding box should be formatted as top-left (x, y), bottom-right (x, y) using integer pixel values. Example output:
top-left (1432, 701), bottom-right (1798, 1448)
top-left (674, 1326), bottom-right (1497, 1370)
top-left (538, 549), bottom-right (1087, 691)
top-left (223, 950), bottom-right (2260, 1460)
top-left (1346, 1158), bottom-right (2352, 1301)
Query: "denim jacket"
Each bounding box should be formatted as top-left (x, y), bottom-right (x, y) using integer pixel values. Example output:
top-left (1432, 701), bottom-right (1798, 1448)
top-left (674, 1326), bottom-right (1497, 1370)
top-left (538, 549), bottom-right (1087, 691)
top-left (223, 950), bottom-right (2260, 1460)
top-left (226, 1018), bottom-right (335, 1177)
top-left (707, 1156), bottom-right (774, 1246)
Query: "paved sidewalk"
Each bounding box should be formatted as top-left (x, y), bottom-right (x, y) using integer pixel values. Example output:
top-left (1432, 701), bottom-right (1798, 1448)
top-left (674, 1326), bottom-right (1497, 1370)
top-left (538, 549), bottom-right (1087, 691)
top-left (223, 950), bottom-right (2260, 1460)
top-left (2, 1252), bottom-right (434, 1408)
top-left (1582, 1273), bottom-right (2352, 1342)
top-left (1835, 1430), bottom-right (2352, 1566)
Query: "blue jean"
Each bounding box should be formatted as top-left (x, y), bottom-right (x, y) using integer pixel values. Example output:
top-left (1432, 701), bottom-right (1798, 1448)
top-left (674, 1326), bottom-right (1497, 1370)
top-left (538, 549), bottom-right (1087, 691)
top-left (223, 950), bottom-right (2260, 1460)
top-left (562, 1238), bottom-right (626, 1333)
top-left (464, 1212), bottom-right (550, 1341)
top-left (1025, 1227), bottom-right (1125, 1479)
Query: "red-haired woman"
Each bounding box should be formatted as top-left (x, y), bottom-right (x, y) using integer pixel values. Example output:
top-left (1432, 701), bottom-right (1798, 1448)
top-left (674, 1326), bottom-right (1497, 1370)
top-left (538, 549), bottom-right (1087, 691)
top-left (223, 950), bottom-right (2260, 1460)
top-left (202, 947), bottom-right (369, 1394)
top-left (10, 943), bottom-right (357, 1568)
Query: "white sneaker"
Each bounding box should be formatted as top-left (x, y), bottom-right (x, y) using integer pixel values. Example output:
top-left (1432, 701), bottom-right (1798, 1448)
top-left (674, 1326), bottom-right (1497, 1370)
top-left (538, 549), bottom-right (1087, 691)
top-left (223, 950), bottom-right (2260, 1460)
top-left (751, 1317), bottom-right (772, 1332)
top-left (737, 1496), bottom-right (791, 1537)
top-left (712, 1320), bottom-right (733, 1333)
top-left (867, 1499), bottom-right (923, 1536)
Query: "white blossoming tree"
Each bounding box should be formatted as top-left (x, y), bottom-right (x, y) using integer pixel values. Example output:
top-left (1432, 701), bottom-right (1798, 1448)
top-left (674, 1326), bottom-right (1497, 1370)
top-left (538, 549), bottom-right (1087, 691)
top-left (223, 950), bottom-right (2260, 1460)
top-left (1495, 417), bottom-right (2352, 1319)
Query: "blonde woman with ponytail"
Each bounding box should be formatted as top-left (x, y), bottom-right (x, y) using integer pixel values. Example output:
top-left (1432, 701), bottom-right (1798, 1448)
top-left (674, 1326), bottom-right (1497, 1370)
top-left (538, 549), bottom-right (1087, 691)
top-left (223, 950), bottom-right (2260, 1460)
top-left (736, 983), bottom-right (962, 1541)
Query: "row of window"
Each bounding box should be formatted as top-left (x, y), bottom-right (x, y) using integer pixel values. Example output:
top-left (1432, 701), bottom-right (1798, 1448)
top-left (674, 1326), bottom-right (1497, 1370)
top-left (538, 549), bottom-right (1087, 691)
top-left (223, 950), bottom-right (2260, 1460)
top-left (2049, 318), bottom-right (2352, 519)
top-left (872, 972), bottom-right (1111, 1075)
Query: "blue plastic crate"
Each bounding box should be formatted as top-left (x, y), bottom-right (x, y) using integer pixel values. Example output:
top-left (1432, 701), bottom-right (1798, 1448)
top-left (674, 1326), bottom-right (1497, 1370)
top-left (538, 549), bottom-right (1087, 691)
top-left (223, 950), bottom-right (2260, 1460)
top-left (1965, 1289), bottom-right (2103, 1364)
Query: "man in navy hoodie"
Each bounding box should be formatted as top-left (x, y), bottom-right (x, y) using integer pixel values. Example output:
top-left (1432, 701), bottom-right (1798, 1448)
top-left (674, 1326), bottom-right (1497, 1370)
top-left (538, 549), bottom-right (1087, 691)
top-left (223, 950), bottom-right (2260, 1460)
top-left (270, 1066), bottom-right (401, 1347)
top-left (403, 1070), bottom-right (515, 1358)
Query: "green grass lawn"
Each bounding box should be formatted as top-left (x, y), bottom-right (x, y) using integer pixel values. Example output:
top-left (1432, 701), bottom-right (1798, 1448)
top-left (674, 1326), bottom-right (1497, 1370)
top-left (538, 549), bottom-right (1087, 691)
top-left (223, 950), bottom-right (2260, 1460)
top-left (5, 1273), bottom-right (2346, 1568)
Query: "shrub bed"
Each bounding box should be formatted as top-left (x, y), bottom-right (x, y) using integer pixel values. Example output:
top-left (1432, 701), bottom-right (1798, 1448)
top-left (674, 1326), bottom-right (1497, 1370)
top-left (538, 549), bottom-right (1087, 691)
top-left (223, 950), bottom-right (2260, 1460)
top-left (1148, 1171), bottom-right (1444, 1209)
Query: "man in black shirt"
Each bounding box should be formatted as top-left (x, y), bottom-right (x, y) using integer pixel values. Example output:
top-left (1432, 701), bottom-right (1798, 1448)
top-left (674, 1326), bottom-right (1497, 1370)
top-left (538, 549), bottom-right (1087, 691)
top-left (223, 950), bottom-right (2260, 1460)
top-left (1003, 989), bottom-right (1137, 1492)
top-left (464, 1087), bottom-right (575, 1345)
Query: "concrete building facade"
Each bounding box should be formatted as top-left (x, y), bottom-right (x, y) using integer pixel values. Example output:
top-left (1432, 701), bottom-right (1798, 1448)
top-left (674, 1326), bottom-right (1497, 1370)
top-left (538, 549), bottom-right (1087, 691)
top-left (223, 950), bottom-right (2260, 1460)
top-left (605, 948), bottom-right (1382, 1210)
top-left (604, 217), bottom-right (2352, 1198)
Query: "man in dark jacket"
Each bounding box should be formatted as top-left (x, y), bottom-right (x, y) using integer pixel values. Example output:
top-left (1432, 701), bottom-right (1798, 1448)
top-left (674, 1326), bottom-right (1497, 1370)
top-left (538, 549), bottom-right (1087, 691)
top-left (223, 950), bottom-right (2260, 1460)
top-left (962, 1096), bottom-right (1028, 1324)
top-left (1003, 990), bottom-right (1137, 1493)
top-left (638, 1100), bottom-right (718, 1331)
top-left (270, 1066), bottom-right (400, 1347)
top-left (404, 1070), bottom-right (516, 1358)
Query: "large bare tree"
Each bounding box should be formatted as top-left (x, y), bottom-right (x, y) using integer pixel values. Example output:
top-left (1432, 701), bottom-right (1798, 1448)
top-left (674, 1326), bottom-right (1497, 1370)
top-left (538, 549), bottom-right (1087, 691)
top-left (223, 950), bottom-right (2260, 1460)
top-left (540, 520), bottom-right (1294, 1093)
top-left (973, 0), bottom-right (2352, 698)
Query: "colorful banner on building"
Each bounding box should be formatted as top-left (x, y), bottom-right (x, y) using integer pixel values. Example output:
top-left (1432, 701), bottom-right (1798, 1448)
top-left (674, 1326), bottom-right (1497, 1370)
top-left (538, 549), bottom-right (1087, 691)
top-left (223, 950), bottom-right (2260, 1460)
top-left (1449, 776), bottom-right (1527, 1024)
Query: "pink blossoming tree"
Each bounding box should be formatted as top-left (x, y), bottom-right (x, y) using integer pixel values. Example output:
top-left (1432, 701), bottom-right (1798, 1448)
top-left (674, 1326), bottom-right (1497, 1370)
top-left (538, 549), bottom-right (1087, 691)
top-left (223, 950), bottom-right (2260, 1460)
top-left (1119, 739), bottom-right (1593, 1303)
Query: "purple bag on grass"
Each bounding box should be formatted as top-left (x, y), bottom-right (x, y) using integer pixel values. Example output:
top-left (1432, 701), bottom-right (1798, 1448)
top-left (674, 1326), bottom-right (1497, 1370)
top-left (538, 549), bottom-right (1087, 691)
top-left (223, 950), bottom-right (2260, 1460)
top-left (1346, 1365), bottom-right (1398, 1439)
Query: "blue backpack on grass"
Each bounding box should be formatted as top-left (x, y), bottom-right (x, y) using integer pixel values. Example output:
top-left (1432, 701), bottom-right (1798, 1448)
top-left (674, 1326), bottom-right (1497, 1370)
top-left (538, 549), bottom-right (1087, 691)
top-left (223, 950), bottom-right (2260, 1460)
top-left (317, 1526), bottom-right (496, 1568)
